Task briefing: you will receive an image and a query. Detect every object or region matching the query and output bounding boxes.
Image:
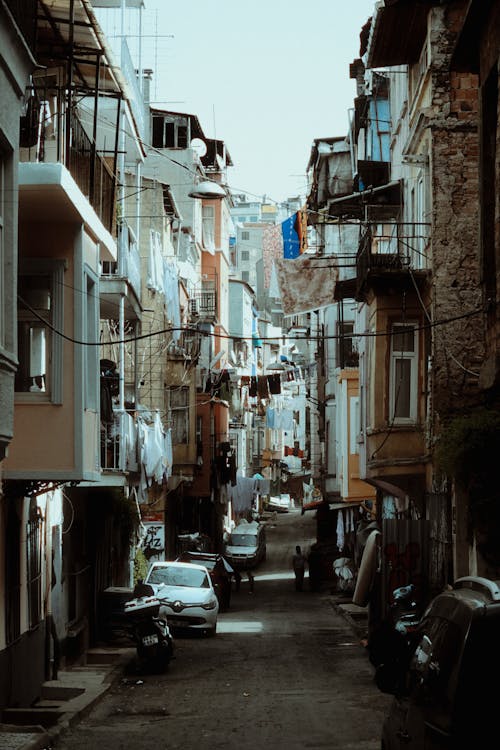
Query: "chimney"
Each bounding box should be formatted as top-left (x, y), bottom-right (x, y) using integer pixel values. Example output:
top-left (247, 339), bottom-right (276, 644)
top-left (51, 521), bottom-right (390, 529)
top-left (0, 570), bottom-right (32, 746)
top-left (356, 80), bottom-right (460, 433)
top-left (142, 69), bottom-right (153, 106)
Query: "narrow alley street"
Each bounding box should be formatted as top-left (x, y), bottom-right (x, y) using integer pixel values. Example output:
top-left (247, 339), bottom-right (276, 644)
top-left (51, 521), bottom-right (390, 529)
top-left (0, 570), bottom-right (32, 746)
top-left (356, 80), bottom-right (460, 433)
top-left (53, 509), bottom-right (391, 750)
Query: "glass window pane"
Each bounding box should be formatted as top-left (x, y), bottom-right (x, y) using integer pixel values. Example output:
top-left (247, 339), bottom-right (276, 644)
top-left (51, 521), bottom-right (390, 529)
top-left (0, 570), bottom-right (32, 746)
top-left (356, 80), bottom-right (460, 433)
top-left (394, 358), bottom-right (411, 418)
top-left (393, 325), bottom-right (415, 352)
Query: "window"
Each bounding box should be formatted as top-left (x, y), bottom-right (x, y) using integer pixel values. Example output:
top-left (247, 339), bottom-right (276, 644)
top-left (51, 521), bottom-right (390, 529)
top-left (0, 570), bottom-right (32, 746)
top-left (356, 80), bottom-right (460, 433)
top-left (250, 215), bottom-right (258, 222)
top-left (390, 323), bottom-right (418, 422)
top-left (241, 250), bottom-right (250, 262)
top-left (337, 321), bottom-right (359, 367)
top-left (168, 386), bottom-right (189, 444)
top-left (15, 260), bottom-right (64, 402)
top-left (241, 271), bottom-right (250, 283)
top-left (241, 231), bottom-right (250, 241)
top-left (152, 116), bottom-right (189, 149)
top-left (372, 223), bottom-right (398, 254)
top-left (202, 205), bottom-right (215, 251)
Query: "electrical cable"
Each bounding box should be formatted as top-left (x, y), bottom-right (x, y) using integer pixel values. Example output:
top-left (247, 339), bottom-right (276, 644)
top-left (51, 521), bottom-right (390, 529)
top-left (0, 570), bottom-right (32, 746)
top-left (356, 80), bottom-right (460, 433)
top-left (18, 292), bottom-right (486, 348)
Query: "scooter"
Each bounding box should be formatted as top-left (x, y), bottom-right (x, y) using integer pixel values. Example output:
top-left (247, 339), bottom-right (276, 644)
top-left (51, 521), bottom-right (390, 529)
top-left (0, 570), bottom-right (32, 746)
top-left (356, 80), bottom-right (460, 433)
top-left (368, 584), bottom-right (422, 671)
top-left (124, 586), bottom-right (174, 673)
top-left (392, 584), bottom-right (421, 638)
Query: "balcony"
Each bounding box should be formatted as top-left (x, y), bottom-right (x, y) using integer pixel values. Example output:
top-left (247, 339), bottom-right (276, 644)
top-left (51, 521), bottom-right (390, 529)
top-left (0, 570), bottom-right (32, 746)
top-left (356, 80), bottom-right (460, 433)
top-left (20, 108), bottom-right (116, 235)
top-left (101, 411), bottom-right (138, 474)
top-left (68, 114), bottom-right (116, 234)
top-left (189, 288), bottom-right (217, 322)
top-left (355, 225), bottom-right (429, 301)
top-left (100, 222), bottom-right (142, 319)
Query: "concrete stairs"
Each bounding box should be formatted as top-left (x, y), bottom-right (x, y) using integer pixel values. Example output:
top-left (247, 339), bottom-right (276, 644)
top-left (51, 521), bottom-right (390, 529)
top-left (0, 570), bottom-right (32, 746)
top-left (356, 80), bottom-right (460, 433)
top-left (1, 647), bottom-right (132, 730)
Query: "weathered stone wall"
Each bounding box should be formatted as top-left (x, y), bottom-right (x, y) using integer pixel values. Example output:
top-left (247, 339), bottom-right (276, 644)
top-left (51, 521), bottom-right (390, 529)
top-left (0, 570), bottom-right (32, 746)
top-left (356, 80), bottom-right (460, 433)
top-left (429, 6), bottom-right (484, 419)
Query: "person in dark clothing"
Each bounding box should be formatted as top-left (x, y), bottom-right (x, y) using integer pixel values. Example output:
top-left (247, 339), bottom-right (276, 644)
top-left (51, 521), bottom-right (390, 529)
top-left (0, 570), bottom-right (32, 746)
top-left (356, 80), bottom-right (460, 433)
top-left (292, 545), bottom-right (307, 591)
top-left (234, 568), bottom-right (254, 593)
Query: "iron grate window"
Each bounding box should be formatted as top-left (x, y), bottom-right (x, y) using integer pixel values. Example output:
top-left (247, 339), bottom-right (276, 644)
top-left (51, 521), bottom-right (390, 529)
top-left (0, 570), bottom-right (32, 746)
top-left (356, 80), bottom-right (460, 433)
top-left (27, 505), bottom-right (43, 630)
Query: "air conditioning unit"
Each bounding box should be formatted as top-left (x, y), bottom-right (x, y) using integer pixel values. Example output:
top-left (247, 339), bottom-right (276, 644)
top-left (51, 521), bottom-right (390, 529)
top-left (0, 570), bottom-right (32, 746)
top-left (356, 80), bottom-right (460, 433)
top-left (189, 298), bottom-right (199, 317)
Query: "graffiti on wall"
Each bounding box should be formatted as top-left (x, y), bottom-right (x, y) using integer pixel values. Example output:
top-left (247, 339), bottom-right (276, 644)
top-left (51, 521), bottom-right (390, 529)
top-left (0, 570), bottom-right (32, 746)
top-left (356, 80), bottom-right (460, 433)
top-left (142, 514), bottom-right (165, 562)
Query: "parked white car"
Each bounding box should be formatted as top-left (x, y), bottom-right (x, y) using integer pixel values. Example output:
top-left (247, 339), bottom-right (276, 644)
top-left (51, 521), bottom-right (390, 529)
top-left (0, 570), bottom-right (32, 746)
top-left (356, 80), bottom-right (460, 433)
top-left (144, 561), bottom-right (219, 636)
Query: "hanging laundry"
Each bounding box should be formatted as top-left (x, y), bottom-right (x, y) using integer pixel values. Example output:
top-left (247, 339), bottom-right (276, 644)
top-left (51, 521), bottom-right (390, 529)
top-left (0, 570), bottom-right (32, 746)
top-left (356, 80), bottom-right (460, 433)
top-left (249, 376), bottom-right (258, 397)
top-left (336, 510), bottom-right (345, 552)
top-left (266, 407), bottom-right (276, 429)
top-left (285, 445), bottom-right (304, 458)
top-left (257, 375), bottom-right (270, 399)
top-left (276, 410), bottom-right (294, 431)
top-left (267, 373), bottom-right (281, 395)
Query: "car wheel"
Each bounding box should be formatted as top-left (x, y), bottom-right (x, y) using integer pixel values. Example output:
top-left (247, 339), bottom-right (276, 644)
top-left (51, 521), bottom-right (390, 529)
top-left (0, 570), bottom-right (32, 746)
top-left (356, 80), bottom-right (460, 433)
top-left (205, 624), bottom-right (217, 637)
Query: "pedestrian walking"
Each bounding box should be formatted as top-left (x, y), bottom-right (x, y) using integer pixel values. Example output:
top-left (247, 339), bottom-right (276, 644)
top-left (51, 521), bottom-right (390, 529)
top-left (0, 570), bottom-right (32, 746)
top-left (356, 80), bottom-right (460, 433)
top-left (234, 568), bottom-right (254, 593)
top-left (292, 545), bottom-right (307, 591)
top-left (247, 569), bottom-right (255, 594)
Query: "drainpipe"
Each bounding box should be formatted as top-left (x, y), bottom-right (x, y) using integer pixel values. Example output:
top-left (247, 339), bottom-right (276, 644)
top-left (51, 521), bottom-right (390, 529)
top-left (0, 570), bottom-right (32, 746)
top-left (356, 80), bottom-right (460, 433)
top-left (135, 161), bottom-right (141, 244)
top-left (176, 218), bottom-right (183, 256)
top-left (119, 295), bottom-right (125, 470)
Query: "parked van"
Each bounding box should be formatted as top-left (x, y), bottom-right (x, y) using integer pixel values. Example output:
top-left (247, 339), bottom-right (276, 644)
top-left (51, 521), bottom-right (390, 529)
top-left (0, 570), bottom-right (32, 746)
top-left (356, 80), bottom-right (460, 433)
top-left (224, 520), bottom-right (266, 570)
top-left (376, 576), bottom-right (500, 749)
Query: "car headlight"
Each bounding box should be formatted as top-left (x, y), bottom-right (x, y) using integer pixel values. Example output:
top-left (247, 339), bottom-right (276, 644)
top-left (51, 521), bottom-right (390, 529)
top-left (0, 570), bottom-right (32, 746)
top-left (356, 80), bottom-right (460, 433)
top-left (201, 598), bottom-right (218, 611)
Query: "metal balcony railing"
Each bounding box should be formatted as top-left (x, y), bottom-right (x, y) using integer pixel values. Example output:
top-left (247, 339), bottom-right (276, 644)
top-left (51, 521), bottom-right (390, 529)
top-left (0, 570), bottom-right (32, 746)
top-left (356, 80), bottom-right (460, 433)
top-left (68, 114), bottom-right (116, 233)
top-left (190, 289), bottom-right (217, 321)
top-left (101, 411), bottom-right (138, 472)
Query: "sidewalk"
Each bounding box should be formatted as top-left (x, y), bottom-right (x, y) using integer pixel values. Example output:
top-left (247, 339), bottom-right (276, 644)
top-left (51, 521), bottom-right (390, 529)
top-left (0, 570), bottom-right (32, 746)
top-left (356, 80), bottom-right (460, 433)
top-left (0, 647), bottom-right (134, 750)
top-left (328, 592), bottom-right (369, 643)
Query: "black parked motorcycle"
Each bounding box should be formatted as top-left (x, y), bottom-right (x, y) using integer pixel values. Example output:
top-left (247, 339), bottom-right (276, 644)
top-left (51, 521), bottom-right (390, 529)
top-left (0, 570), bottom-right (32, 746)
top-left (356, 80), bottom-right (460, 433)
top-left (124, 582), bottom-right (174, 673)
top-left (368, 584), bottom-right (422, 691)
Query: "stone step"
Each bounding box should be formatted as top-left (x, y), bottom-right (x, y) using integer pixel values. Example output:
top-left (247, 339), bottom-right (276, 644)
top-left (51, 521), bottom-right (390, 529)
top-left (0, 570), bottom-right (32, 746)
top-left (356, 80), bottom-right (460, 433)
top-left (41, 685), bottom-right (85, 701)
top-left (1, 707), bottom-right (64, 728)
top-left (85, 649), bottom-right (123, 666)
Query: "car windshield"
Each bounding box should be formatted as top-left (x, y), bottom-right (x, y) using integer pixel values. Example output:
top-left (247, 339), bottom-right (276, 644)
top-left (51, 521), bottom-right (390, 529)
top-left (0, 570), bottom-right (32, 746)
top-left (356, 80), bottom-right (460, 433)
top-left (148, 565), bottom-right (209, 589)
top-left (231, 534), bottom-right (257, 547)
top-left (193, 558), bottom-right (215, 570)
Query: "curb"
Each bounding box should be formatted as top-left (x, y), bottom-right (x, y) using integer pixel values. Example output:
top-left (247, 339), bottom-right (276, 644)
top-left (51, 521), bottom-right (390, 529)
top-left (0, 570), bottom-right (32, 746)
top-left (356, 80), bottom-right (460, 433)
top-left (328, 596), bottom-right (369, 640)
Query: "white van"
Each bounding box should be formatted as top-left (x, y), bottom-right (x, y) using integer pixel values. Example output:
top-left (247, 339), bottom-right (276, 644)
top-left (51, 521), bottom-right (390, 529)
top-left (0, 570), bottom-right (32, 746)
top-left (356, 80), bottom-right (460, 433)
top-left (224, 520), bottom-right (266, 570)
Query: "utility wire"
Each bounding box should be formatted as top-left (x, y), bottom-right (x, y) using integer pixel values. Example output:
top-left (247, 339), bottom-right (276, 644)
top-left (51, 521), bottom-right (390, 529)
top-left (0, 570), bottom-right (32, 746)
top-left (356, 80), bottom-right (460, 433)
top-left (18, 293), bottom-right (486, 348)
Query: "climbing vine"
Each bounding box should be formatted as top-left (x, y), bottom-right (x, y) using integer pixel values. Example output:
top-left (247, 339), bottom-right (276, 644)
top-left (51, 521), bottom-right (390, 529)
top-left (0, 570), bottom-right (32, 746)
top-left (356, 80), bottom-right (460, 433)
top-left (435, 407), bottom-right (500, 485)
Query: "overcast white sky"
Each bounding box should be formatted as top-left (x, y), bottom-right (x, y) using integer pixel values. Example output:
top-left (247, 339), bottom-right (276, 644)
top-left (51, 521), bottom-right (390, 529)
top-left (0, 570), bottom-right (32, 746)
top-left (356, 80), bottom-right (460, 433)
top-left (133, 1), bottom-right (376, 204)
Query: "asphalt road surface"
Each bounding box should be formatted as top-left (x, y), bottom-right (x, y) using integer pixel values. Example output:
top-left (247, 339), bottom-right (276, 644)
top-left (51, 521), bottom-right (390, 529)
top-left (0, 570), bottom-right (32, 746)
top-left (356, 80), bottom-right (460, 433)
top-left (54, 509), bottom-right (392, 750)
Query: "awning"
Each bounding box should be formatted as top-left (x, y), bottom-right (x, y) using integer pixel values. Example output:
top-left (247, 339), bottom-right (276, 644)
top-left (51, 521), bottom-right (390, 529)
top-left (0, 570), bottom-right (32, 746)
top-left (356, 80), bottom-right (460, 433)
top-left (366, 1), bottom-right (432, 69)
top-left (327, 180), bottom-right (402, 220)
top-left (36, 1), bottom-right (126, 97)
top-left (302, 498), bottom-right (363, 513)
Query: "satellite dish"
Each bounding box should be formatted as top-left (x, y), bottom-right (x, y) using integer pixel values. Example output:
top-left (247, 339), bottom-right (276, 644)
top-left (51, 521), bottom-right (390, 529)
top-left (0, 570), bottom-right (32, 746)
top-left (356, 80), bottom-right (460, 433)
top-left (190, 138), bottom-right (207, 158)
